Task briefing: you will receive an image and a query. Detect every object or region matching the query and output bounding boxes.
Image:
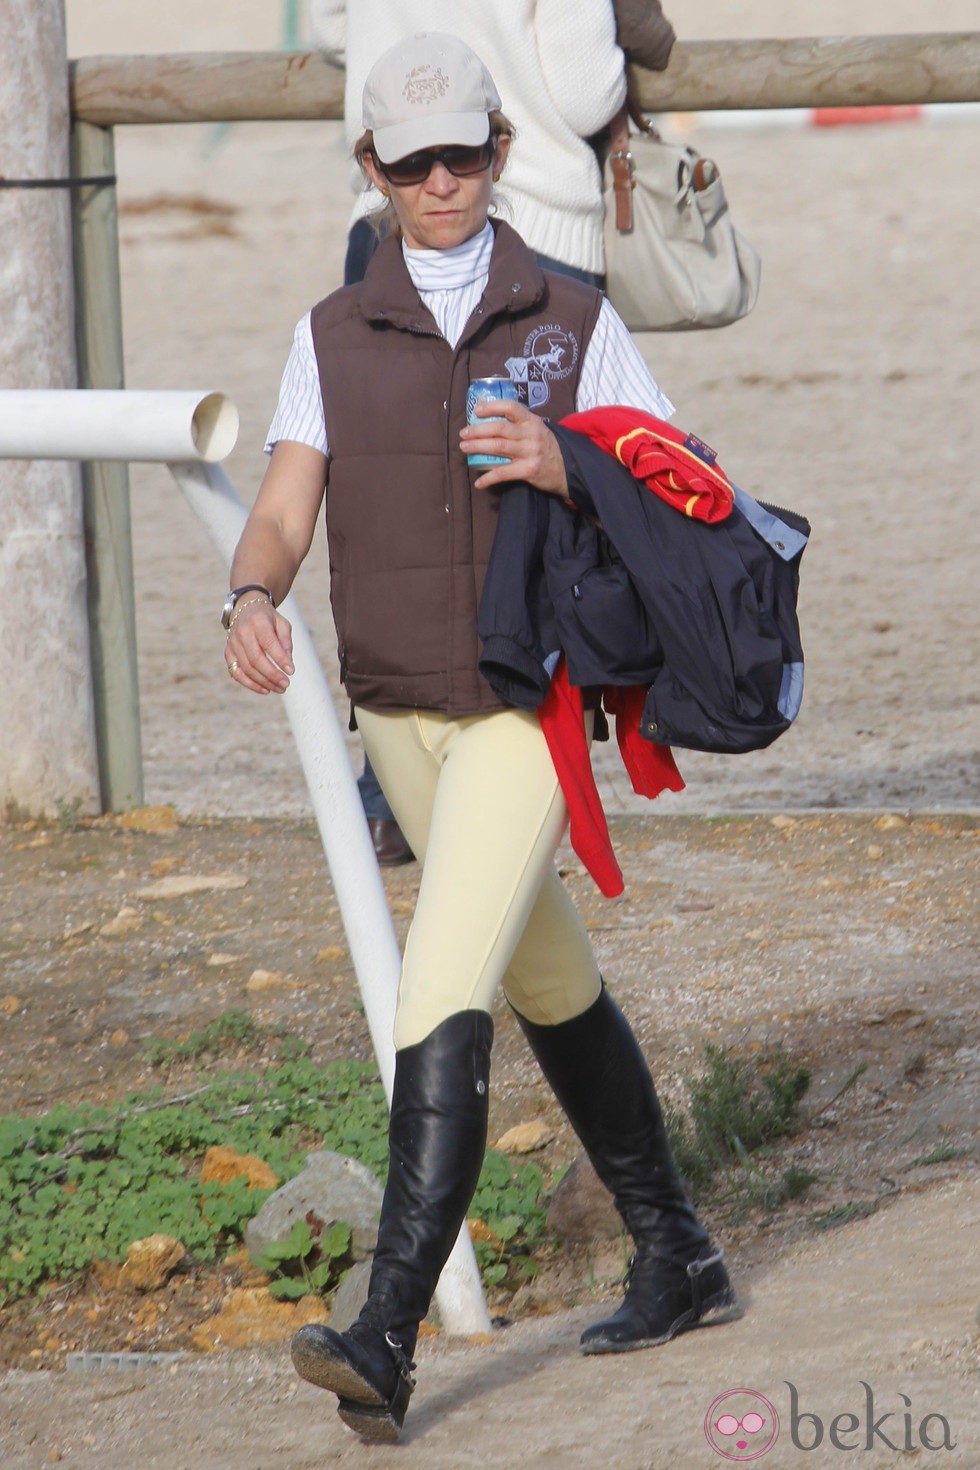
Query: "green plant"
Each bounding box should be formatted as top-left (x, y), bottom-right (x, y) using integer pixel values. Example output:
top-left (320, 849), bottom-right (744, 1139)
top-left (56, 795), bottom-right (84, 831)
top-left (809, 1199), bottom-right (879, 1231)
top-left (899, 1141), bottom-right (965, 1172)
top-left (0, 1039), bottom-right (818, 1310)
top-left (252, 1217), bottom-right (353, 1300)
top-left (664, 1043), bottom-right (812, 1200)
top-left (468, 1151), bottom-right (550, 1288)
top-left (713, 1138), bottom-right (819, 1218)
top-left (143, 1009), bottom-right (310, 1066)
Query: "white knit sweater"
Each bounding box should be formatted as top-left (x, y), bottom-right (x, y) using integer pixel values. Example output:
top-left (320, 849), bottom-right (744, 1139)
top-left (309, 0), bottom-right (626, 275)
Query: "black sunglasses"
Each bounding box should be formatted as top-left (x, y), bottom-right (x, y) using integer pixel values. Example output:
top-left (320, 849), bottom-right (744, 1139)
top-left (375, 140), bottom-right (496, 188)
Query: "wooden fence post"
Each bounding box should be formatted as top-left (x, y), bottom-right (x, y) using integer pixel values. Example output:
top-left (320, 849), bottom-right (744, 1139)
top-left (0, 0), bottom-right (100, 820)
top-left (70, 119), bottom-right (144, 811)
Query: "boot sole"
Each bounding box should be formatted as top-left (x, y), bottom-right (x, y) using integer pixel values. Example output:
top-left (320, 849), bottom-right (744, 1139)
top-left (291, 1336), bottom-right (385, 1407)
top-left (337, 1398), bottom-right (404, 1444)
top-left (580, 1290), bottom-right (744, 1355)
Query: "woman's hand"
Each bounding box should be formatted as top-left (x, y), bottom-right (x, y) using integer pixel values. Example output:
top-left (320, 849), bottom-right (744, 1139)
top-left (225, 597), bottom-right (295, 694)
top-left (460, 399), bottom-right (569, 498)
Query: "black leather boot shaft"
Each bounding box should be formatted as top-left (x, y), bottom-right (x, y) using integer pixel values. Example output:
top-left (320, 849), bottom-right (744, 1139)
top-left (291, 1009), bottom-right (493, 1441)
top-left (367, 1007), bottom-right (494, 1348)
top-left (514, 985), bottom-right (706, 1258)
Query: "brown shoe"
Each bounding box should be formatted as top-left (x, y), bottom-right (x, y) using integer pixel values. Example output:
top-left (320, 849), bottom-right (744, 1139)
top-left (367, 818), bottom-right (415, 867)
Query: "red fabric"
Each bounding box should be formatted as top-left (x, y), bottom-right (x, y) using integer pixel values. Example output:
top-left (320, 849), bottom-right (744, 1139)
top-left (603, 685), bottom-right (685, 799)
top-left (539, 662), bottom-right (624, 898)
top-left (560, 406), bottom-right (734, 523)
top-left (538, 662), bottom-right (686, 899)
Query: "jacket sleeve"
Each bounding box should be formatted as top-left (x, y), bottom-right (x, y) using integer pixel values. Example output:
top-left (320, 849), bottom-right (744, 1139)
top-left (612, 0), bottom-right (676, 71)
top-left (532, 0), bottom-right (628, 138)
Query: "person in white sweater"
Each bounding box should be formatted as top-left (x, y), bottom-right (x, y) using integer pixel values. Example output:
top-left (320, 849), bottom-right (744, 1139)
top-left (310, 0), bottom-right (628, 279)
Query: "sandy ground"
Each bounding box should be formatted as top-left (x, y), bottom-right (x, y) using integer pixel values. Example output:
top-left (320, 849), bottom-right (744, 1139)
top-left (3, 5), bottom-right (977, 1466)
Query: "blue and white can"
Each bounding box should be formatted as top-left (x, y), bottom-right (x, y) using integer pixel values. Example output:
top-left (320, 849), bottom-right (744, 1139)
top-left (465, 375), bottom-right (520, 466)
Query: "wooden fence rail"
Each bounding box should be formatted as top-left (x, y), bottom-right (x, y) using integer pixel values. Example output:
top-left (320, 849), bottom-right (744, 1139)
top-left (70, 33), bottom-right (980, 127)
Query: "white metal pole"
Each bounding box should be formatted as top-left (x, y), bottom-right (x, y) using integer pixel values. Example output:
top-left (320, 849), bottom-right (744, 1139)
top-left (0, 389), bottom-right (239, 463)
top-left (169, 459), bottom-right (492, 1338)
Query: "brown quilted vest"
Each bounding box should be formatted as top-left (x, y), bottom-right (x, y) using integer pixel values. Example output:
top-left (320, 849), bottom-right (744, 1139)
top-left (311, 220), bottom-right (603, 715)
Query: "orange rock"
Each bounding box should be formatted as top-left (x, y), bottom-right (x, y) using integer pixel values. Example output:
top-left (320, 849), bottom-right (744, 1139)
top-left (112, 805), bottom-right (180, 833)
top-left (117, 1234), bottom-right (186, 1293)
top-left (493, 1120), bottom-right (554, 1154)
top-left (224, 1246), bottom-right (270, 1287)
top-left (200, 1145), bottom-right (279, 1191)
top-left (467, 1217), bottom-right (503, 1251)
top-left (191, 1287), bottom-right (328, 1351)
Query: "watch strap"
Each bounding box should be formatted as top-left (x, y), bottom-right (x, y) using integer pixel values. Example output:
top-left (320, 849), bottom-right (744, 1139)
top-left (229, 583), bottom-right (274, 605)
top-left (221, 583), bottom-right (274, 629)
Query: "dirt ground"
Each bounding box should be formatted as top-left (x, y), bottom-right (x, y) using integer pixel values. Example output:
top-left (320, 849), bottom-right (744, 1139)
top-left (0, 810), bottom-right (976, 1465)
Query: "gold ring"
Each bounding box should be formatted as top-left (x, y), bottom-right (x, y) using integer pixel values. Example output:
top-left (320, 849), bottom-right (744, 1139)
top-left (228, 660), bottom-right (239, 678)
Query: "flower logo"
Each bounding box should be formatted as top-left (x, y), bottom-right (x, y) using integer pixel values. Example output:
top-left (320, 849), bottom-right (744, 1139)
top-left (704, 1388), bottom-right (779, 1461)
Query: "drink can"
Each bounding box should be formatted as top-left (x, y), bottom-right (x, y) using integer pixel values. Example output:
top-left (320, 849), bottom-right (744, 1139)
top-left (465, 376), bottom-right (520, 466)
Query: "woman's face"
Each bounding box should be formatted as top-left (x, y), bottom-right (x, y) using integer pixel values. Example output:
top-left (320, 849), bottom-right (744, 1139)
top-left (364, 135), bottom-right (510, 252)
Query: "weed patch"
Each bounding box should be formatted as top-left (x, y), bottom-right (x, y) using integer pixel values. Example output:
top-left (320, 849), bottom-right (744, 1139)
top-left (665, 1043), bottom-right (813, 1209)
top-left (143, 1009), bottom-right (309, 1066)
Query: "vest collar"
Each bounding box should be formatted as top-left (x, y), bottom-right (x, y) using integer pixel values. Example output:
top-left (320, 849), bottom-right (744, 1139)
top-left (358, 220), bottom-right (547, 338)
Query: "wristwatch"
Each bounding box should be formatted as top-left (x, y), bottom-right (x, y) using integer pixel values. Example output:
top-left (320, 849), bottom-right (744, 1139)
top-left (221, 584), bottom-right (274, 630)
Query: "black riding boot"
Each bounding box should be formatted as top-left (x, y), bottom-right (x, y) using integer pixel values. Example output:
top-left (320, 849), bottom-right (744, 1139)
top-left (291, 1009), bottom-right (493, 1441)
top-left (514, 984), bottom-right (737, 1353)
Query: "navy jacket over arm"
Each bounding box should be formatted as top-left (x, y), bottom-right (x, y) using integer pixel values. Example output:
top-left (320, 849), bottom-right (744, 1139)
top-left (477, 426), bottom-right (809, 755)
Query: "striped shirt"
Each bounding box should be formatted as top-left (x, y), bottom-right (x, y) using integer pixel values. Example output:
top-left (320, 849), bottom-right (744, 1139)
top-left (265, 223), bottom-right (674, 454)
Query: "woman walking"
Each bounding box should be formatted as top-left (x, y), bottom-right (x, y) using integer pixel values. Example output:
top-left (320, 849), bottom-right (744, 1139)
top-left (224, 32), bottom-right (735, 1443)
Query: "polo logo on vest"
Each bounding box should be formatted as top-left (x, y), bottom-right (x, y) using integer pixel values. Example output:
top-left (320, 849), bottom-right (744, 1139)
top-left (402, 65), bottom-right (450, 105)
top-left (504, 324), bottom-right (580, 408)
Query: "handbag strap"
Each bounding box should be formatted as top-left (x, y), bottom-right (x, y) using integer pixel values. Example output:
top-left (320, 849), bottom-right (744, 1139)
top-left (609, 74), bottom-right (656, 234)
top-left (609, 105), bottom-right (634, 234)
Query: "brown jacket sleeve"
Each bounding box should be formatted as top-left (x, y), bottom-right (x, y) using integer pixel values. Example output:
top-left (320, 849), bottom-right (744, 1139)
top-left (612, 0), bottom-right (675, 71)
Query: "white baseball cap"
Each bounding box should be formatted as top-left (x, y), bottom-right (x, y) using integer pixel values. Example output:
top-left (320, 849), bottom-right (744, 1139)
top-left (362, 32), bottom-right (502, 164)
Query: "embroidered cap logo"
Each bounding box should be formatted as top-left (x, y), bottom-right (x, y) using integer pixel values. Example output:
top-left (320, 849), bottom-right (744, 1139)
top-left (402, 65), bottom-right (450, 106)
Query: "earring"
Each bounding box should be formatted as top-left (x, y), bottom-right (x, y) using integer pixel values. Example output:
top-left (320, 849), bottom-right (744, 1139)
top-left (493, 173), bottom-right (501, 183)
top-left (380, 185), bottom-right (390, 197)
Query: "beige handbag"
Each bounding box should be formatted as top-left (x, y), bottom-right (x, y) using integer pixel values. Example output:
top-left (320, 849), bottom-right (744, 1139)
top-left (604, 106), bottom-right (761, 332)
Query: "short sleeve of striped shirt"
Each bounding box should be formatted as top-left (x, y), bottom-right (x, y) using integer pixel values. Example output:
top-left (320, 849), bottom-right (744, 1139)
top-left (576, 299), bottom-right (675, 419)
top-left (264, 313), bottom-right (327, 455)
